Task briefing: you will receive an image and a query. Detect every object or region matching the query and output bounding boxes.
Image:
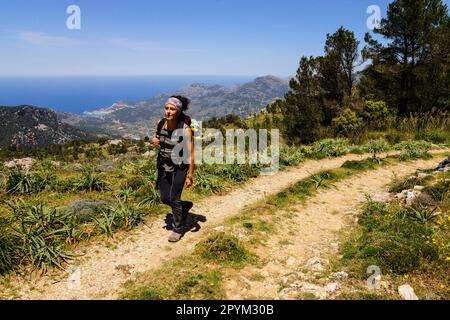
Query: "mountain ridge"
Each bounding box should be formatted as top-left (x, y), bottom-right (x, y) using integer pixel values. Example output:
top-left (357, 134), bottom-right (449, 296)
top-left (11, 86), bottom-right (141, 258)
top-left (0, 105), bottom-right (96, 148)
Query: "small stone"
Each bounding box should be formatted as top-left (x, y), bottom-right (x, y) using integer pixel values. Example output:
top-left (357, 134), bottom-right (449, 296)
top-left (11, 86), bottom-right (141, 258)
top-left (417, 173), bottom-right (428, 179)
top-left (395, 192), bottom-right (407, 200)
top-left (296, 272), bottom-right (308, 281)
top-left (304, 257), bottom-right (326, 271)
top-left (398, 284), bottom-right (419, 300)
top-left (279, 288), bottom-right (296, 300)
top-left (331, 271), bottom-right (348, 280)
top-left (292, 281), bottom-right (325, 298)
top-left (286, 257), bottom-right (296, 266)
top-left (413, 186), bottom-right (425, 191)
top-left (372, 192), bottom-right (393, 203)
top-left (406, 191), bottom-right (420, 206)
top-left (324, 282), bottom-right (340, 294)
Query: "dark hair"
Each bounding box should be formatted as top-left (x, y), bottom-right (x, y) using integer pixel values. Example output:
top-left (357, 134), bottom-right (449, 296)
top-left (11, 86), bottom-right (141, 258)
top-left (171, 95), bottom-right (191, 111)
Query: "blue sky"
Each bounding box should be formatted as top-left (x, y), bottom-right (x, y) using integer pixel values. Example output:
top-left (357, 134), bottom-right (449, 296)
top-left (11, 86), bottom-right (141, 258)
top-left (1, 0), bottom-right (448, 77)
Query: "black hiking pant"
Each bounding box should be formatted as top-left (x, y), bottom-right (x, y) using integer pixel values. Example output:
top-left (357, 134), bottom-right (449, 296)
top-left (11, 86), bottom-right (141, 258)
top-left (158, 166), bottom-right (189, 233)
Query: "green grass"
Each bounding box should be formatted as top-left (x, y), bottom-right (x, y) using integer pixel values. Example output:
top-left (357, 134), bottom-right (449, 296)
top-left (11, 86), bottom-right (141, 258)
top-left (338, 170), bottom-right (450, 299)
top-left (195, 232), bottom-right (255, 268)
top-left (121, 236), bottom-right (242, 300)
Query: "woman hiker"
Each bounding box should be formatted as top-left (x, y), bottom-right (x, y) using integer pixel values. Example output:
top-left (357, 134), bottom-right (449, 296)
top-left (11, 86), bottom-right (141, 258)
top-left (151, 96), bottom-right (195, 242)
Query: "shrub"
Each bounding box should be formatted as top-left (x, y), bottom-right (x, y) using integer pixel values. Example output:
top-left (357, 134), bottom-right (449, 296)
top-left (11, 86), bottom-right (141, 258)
top-left (195, 232), bottom-right (251, 267)
top-left (95, 201), bottom-right (145, 236)
top-left (174, 270), bottom-right (225, 300)
top-left (310, 138), bottom-right (350, 158)
top-left (122, 176), bottom-right (146, 191)
top-left (6, 166), bottom-right (44, 195)
top-left (332, 109), bottom-right (364, 137)
top-left (7, 201), bottom-right (75, 271)
top-left (63, 199), bottom-right (109, 223)
top-left (415, 129), bottom-right (449, 145)
top-left (362, 139), bottom-right (390, 161)
top-left (194, 168), bottom-right (224, 194)
top-left (394, 140), bottom-right (432, 161)
top-left (73, 166), bottom-right (110, 192)
top-left (280, 146), bottom-right (305, 167)
top-left (363, 100), bottom-right (392, 129)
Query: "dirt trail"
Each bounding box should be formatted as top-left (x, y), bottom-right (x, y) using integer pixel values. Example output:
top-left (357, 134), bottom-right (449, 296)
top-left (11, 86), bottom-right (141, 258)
top-left (2, 151), bottom-right (448, 300)
top-left (224, 157), bottom-right (447, 299)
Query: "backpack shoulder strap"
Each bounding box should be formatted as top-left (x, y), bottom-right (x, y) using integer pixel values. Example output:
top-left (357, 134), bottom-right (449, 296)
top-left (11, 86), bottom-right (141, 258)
top-left (156, 118), bottom-right (166, 137)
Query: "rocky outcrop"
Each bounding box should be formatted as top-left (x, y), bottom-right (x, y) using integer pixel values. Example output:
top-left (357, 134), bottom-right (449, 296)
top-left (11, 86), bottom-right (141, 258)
top-left (0, 105), bottom-right (95, 148)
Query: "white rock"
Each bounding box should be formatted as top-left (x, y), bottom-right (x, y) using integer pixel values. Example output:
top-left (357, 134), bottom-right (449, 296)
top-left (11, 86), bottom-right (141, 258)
top-left (398, 284), bottom-right (419, 300)
top-left (304, 257), bottom-right (326, 271)
top-left (417, 173), bottom-right (428, 179)
top-left (413, 186), bottom-right (425, 191)
top-left (299, 283), bottom-right (328, 299)
top-left (286, 257), bottom-right (296, 266)
top-left (331, 271), bottom-right (349, 280)
top-left (324, 282), bottom-right (340, 294)
top-left (406, 191), bottom-right (420, 206)
top-left (395, 192), bottom-right (407, 200)
top-left (372, 192), bottom-right (393, 203)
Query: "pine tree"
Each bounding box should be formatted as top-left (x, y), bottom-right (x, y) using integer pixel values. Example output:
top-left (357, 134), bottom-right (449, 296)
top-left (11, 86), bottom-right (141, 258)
top-left (362, 0), bottom-right (450, 115)
top-left (282, 56), bottom-right (323, 144)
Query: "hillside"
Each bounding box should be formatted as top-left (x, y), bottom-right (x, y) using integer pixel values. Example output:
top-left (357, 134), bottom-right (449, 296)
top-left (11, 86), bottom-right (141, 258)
top-left (0, 106), bottom-right (95, 148)
top-left (60, 75), bottom-right (290, 138)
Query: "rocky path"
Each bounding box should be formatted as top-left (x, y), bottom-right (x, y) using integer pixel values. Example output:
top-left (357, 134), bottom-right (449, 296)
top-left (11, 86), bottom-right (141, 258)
top-left (223, 157), bottom-right (447, 299)
top-left (1, 151), bottom-right (448, 300)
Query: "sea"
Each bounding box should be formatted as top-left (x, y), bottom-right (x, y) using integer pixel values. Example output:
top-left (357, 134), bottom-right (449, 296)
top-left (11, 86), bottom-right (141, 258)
top-left (0, 75), bottom-right (255, 114)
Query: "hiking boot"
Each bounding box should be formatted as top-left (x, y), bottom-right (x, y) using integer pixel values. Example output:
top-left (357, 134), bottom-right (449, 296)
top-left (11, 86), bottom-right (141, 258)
top-left (182, 201), bottom-right (194, 222)
top-left (168, 231), bottom-right (183, 243)
top-left (182, 201), bottom-right (194, 215)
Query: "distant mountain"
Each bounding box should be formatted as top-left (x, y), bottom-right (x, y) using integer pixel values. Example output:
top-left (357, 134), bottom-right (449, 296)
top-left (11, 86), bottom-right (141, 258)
top-left (0, 106), bottom-right (96, 148)
top-left (61, 75), bottom-right (290, 138)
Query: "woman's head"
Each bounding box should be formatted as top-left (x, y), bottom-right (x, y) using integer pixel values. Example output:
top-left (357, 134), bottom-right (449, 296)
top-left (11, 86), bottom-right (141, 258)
top-left (164, 96), bottom-right (191, 121)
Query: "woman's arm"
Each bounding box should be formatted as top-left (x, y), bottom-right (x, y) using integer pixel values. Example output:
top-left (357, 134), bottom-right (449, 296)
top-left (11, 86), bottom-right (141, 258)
top-left (185, 127), bottom-right (195, 188)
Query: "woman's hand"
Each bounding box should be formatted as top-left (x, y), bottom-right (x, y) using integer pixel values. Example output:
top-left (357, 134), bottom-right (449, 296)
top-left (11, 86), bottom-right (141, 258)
top-left (151, 136), bottom-right (160, 147)
top-left (185, 176), bottom-right (194, 188)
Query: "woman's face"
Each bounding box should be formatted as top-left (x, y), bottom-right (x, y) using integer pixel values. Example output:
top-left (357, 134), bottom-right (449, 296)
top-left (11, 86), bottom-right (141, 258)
top-left (164, 103), bottom-right (180, 120)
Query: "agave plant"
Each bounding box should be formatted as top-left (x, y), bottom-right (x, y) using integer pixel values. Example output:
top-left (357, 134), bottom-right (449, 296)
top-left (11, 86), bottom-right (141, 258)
top-left (0, 216), bottom-right (20, 274)
top-left (194, 169), bottom-right (224, 194)
top-left (73, 166), bottom-right (110, 192)
top-left (115, 186), bottom-right (136, 202)
top-left (6, 166), bottom-right (40, 195)
top-left (362, 139), bottom-right (390, 163)
top-left (137, 181), bottom-right (161, 207)
top-left (94, 209), bottom-right (118, 238)
top-left (114, 200), bottom-right (145, 229)
top-left (8, 201), bottom-right (75, 271)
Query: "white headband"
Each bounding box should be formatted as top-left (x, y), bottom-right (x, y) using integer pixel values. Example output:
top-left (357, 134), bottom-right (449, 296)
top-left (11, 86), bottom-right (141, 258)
top-left (165, 97), bottom-right (183, 111)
